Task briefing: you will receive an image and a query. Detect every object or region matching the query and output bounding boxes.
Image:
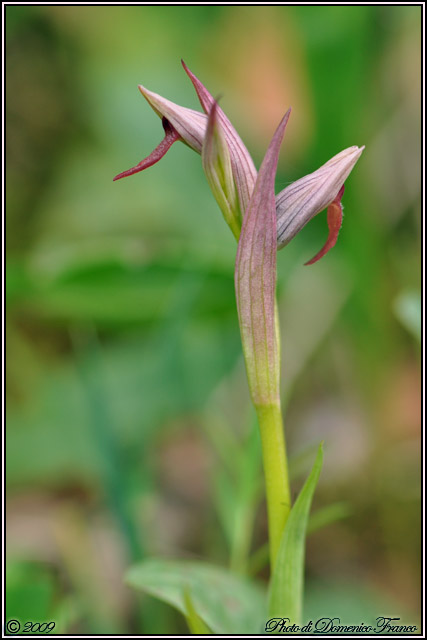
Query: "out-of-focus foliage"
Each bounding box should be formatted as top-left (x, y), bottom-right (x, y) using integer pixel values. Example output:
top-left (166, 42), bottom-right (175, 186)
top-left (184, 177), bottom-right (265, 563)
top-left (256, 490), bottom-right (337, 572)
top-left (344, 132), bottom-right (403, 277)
top-left (126, 558), bottom-right (267, 634)
top-left (6, 5), bottom-right (421, 634)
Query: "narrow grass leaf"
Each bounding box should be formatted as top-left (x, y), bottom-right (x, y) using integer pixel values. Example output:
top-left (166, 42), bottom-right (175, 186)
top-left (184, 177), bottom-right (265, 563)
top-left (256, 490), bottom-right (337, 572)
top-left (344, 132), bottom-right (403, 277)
top-left (268, 443), bottom-right (323, 625)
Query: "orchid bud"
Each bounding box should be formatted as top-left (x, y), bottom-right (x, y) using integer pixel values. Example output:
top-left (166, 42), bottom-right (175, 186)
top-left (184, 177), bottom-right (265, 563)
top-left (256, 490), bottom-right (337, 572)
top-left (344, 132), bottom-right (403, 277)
top-left (182, 60), bottom-right (257, 216)
top-left (202, 101), bottom-right (240, 240)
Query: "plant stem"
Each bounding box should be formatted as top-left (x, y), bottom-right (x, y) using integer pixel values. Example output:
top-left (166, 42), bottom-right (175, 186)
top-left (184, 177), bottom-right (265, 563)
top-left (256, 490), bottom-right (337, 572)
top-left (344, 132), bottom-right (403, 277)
top-left (256, 402), bottom-right (291, 570)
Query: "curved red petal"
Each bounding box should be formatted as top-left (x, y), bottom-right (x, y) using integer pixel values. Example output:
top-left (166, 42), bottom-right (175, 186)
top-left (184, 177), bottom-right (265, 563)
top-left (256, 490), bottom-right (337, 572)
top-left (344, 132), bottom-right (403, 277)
top-left (304, 185), bottom-right (345, 266)
top-left (113, 119), bottom-right (180, 181)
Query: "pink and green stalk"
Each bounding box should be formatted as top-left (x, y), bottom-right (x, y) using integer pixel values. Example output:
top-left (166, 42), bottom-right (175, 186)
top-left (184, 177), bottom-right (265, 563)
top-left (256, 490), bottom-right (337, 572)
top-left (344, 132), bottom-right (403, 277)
top-left (235, 111), bottom-right (292, 565)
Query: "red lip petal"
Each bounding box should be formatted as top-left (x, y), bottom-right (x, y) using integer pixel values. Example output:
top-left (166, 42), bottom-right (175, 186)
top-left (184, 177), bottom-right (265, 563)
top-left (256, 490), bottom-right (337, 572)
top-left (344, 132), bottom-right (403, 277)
top-left (304, 185), bottom-right (345, 266)
top-left (113, 118), bottom-right (180, 181)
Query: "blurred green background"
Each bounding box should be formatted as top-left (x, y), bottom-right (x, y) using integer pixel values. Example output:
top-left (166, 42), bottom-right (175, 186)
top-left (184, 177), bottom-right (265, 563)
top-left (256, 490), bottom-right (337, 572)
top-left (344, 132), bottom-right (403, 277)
top-left (6, 5), bottom-right (421, 634)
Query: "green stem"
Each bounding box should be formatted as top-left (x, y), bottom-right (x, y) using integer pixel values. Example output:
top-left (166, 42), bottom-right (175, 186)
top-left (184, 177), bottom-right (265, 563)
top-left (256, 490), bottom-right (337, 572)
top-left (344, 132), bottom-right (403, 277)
top-left (256, 402), bottom-right (291, 570)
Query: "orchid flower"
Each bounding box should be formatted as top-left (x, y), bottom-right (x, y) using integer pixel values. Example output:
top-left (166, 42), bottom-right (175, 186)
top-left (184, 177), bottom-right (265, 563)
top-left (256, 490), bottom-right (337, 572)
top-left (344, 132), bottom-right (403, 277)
top-left (114, 61), bottom-right (363, 265)
top-left (115, 64), bottom-right (364, 574)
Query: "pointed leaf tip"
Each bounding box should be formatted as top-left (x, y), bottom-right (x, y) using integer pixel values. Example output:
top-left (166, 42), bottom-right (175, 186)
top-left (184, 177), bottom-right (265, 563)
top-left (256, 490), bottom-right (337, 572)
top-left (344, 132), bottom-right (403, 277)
top-left (304, 185), bottom-right (345, 265)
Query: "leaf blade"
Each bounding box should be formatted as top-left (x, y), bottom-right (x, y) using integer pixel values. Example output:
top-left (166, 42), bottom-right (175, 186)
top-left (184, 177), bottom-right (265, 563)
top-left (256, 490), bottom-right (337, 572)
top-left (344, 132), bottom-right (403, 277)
top-left (268, 442), bottom-right (324, 625)
top-left (183, 587), bottom-right (212, 634)
top-left (125, 558), bottom-right (267, 634)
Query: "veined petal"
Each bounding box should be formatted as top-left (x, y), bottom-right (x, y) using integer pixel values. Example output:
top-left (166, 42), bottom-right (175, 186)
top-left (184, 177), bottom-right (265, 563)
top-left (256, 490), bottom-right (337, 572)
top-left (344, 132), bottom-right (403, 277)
top-left (275, 146), bottom-right (364, 252)
top-left (202, 101), bottom-right (240, 240)
top-left (182, 60), bottom-right (257, 215)
top-left (235, 110), bottom-right (291, 407)
top-left (138, 84), bottom-right (207, 152)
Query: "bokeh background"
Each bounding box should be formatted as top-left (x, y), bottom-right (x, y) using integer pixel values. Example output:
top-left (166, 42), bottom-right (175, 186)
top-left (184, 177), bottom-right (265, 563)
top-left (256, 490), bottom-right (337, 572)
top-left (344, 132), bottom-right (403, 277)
top-left (6, 5), bottom-right (421, 634)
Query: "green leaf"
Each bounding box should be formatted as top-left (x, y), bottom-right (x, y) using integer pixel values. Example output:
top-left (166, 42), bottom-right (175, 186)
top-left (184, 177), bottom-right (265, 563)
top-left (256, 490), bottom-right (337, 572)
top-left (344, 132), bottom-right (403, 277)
top-left (183, 587), bottom-right (211, 634)
top-left (125, 558), bottom-right (267, 634)
top-left (268, 442), bottom-right (323, 625)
